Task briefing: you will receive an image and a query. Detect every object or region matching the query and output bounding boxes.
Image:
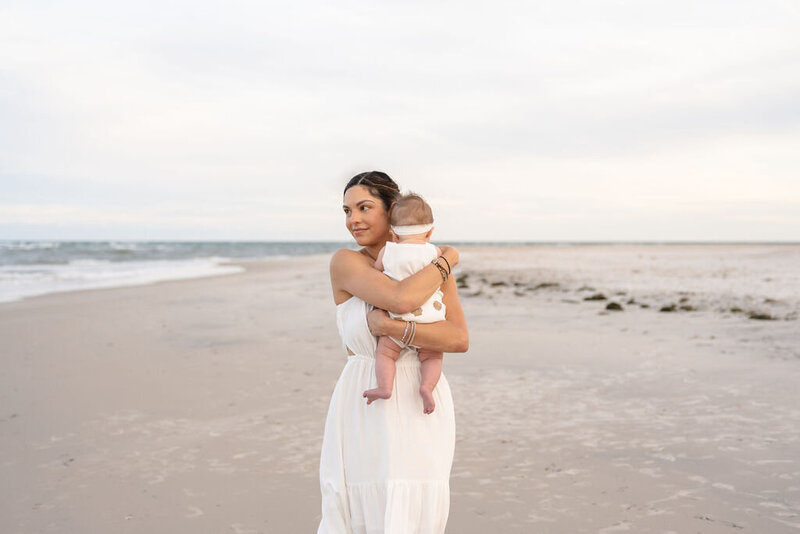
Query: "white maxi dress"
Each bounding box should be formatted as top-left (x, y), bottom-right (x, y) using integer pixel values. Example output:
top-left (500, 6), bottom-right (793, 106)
top-left (318, 295), bottom-right (456, 534)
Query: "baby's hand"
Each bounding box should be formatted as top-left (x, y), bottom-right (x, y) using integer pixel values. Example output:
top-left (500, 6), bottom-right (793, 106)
top-left (366, 308), bottom-right (391, 337)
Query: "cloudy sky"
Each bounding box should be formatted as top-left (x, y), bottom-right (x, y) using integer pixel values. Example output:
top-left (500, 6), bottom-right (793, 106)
top-left (1, 0), bottom-right (798, 241)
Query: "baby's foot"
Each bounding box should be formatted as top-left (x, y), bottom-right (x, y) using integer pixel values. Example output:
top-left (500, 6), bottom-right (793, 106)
top-left (363, 388), bottom-right (392, 404)
top-left (419, 385), bottom-right (435, 414)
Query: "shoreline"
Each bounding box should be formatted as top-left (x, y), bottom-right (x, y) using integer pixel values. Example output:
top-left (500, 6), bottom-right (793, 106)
top-left (2, 242), bottom-right (799, 307)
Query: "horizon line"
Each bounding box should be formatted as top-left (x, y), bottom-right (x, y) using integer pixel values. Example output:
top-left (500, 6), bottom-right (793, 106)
top-left (1, 239), bottom-right (799, 245)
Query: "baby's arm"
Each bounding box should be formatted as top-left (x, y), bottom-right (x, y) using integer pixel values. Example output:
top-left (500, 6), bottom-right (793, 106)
top-left (373, 246), bottom-right (387, 271)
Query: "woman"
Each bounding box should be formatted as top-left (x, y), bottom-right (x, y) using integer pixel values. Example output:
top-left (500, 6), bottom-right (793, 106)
top-left (318, 171), bottom-right (469, 533)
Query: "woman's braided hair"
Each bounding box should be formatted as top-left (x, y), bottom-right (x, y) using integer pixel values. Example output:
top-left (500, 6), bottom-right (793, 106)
top-left (343, 171), bottom-right (401, 212)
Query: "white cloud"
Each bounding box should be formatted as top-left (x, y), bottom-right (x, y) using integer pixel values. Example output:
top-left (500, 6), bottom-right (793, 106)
top-left (1, 0), bottom-right (798, 240)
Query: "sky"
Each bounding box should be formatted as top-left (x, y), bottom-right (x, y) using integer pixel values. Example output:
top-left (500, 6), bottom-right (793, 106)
top-left (1, 0), bottom-right (799, 242)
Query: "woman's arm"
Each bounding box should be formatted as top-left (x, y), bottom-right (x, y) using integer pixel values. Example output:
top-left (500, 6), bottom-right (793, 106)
top-left (331, 246), bottom-right (459, 315)
top-left (367, 275), bottom-right (469, 353)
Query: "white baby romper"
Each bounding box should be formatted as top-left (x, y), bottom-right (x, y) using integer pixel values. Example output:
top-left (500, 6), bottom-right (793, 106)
top-left (381, 242), bottom-right (446, 329)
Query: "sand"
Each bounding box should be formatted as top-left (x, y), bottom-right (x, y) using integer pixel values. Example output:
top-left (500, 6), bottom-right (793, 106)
top-left (1, 245), bottom-right (799, 533)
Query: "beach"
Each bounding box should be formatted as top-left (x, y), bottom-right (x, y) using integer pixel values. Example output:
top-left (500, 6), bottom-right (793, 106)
top-left (2, 244), bottom-right (799, 533)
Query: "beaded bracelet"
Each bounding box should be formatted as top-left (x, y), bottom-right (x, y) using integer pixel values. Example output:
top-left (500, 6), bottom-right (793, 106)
top-left (431, 258), bottom-right (448, 282)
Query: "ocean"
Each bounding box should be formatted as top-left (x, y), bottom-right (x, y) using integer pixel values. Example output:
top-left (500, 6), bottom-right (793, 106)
top-left (0, 241), bottom-right (357, 303)
top-left (2, 241), bottom-right (798, 308)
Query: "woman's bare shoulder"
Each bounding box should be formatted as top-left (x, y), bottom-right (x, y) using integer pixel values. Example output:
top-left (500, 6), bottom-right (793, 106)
top-left (330, 248), bottom-right (372, 303)
top-left (330, 247), bottom-right (362, 261)
top-left (330, 248), bottom-right (372, 280)
top-left (330, 248), bottom-right (369, 268)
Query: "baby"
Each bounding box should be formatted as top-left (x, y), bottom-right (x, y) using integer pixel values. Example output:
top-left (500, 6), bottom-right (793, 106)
top-left (363, 193), bottom-right (446, 414)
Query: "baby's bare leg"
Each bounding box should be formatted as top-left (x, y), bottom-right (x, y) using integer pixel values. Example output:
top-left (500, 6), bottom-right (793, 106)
top-left (417, 349), bottom-right (443, 414)
top-left (364, 336), bottom-right (403, 404)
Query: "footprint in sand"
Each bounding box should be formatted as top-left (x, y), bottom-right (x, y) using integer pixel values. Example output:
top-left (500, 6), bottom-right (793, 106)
top-left (186, 505), bottom-right (203, 518)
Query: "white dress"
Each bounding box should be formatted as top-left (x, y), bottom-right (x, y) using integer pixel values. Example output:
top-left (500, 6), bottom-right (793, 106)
top-left (318, 296), bottom-right (456, 534)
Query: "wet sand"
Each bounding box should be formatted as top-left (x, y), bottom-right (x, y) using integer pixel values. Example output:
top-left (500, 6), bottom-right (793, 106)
top-left (1, 245), bottom-right (799, 532)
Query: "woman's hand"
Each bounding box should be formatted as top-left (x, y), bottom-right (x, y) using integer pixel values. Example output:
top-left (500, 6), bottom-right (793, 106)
top-left (366, 308), bottom-right (391, 337)
top-left (438, 245), bottom-right (459, 270)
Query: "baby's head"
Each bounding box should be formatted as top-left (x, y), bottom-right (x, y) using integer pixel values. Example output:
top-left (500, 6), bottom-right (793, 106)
top-left (389, 193), bottom-right (434, 243)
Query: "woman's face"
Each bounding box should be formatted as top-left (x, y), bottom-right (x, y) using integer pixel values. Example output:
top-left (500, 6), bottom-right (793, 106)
top-left (342, 185), bottom-right (391, 246)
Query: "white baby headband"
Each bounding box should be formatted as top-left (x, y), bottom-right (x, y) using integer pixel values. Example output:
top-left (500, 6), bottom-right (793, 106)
top-left (391, 223), bottom-right (434, 236)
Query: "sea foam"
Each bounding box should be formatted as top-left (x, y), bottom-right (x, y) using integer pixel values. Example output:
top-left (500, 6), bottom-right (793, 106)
top-left (0, 257), bottom-right (243, 303)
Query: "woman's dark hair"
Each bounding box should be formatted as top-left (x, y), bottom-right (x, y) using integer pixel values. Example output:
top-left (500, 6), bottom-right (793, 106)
top-left (344, 171), bottom-right (401, 212)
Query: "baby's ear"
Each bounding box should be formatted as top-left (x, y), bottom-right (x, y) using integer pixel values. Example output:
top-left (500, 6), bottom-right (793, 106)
top-left (390, 231), bottom-right (399, 242)
top-left (425, 227), bottom-right (434, 239)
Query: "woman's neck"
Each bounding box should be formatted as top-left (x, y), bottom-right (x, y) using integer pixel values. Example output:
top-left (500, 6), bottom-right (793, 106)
top-left (362, 230), bottom-right (393, 261)
top-left (363, 240), bottom-right (388, 262)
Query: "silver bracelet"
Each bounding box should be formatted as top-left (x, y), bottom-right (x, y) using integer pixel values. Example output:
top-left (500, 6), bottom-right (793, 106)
top-left (400, 321), bottom-right (411, 345)
top-left (406, 321), bottom-right (417, 347)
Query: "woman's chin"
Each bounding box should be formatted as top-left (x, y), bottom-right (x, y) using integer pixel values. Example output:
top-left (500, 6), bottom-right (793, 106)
top-left (351, 229), bottom-right (387, 247)
top-left (352, 234), bottom-right (369, 246)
